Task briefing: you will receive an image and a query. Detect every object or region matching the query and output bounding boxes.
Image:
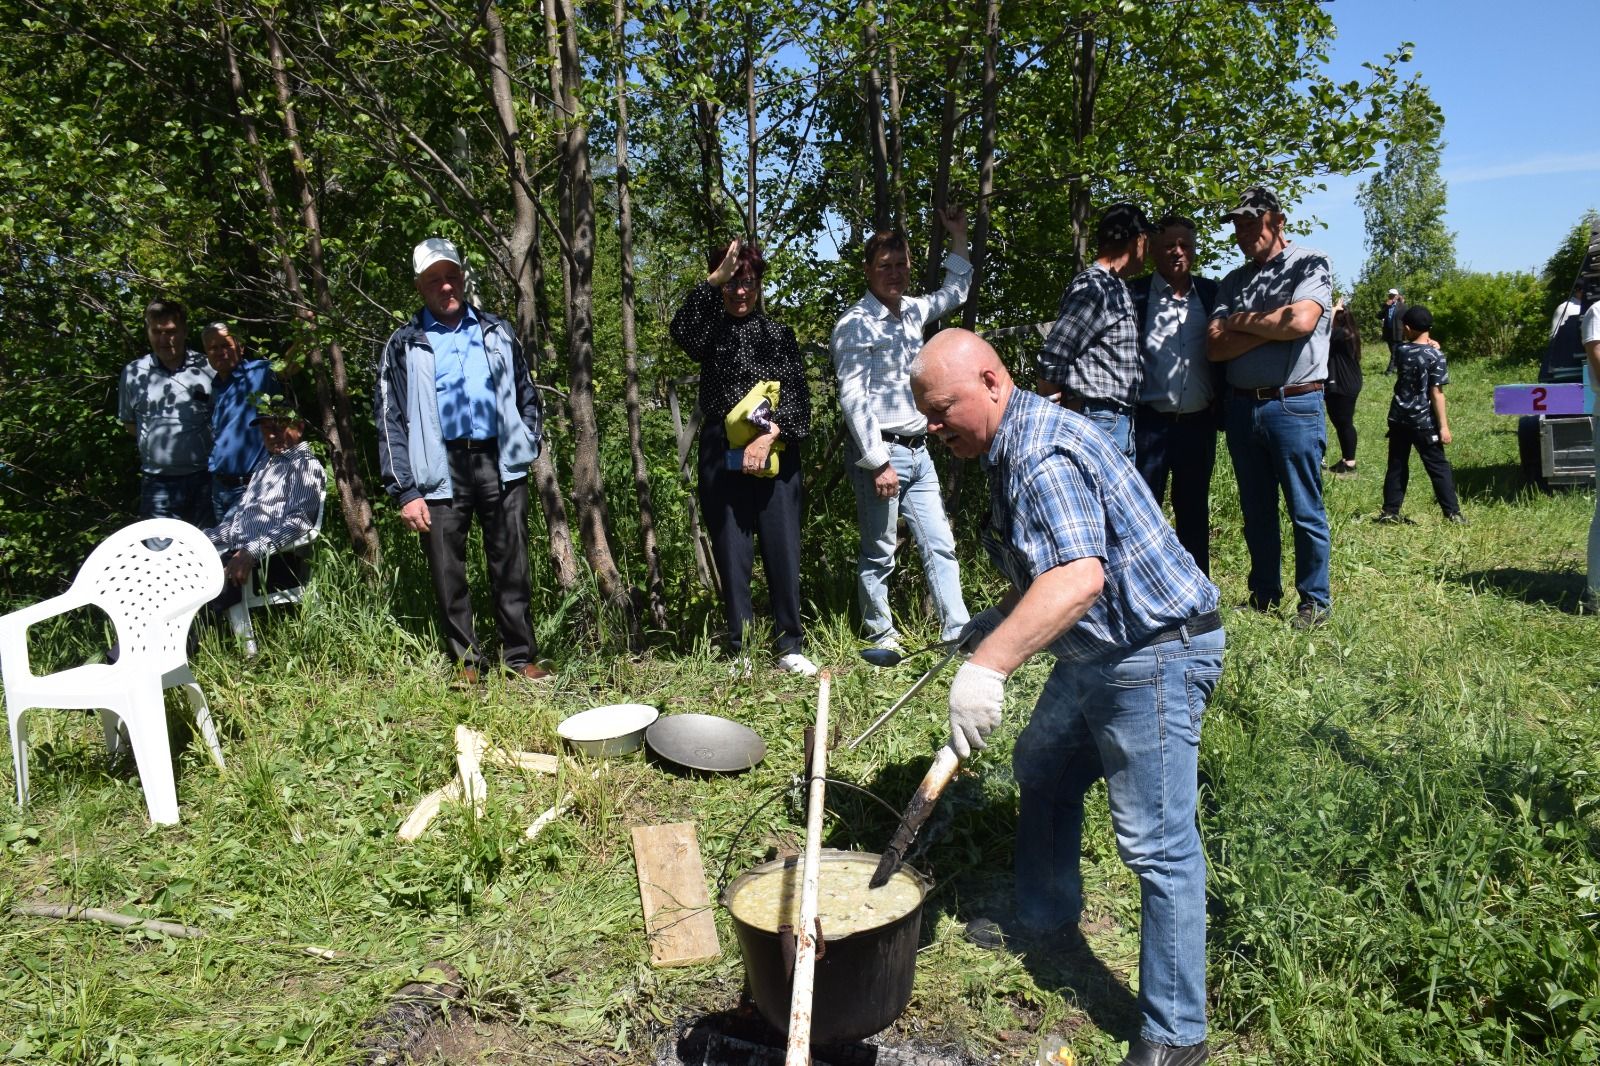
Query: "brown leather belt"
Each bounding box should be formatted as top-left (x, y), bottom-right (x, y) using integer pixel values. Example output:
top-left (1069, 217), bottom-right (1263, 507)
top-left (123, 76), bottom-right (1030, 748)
top-left (1234, 382), bottom-right (1324, 401)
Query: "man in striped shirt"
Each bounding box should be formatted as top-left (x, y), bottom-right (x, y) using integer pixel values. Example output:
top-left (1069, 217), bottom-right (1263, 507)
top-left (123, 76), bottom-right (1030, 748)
top-left (205, 400), bottom-right (325, 612)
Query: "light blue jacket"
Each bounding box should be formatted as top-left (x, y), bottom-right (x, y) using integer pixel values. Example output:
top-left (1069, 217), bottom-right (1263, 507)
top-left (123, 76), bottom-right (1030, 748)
top-left (376, 307), bottom-right (542, 506)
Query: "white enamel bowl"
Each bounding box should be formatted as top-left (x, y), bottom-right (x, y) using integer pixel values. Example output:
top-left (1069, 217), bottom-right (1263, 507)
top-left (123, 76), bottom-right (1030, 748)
top-left (557, 703), bottom-right (660, 757)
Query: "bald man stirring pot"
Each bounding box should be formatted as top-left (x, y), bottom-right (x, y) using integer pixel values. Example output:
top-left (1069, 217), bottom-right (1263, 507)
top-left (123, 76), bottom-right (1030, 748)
top-left (910, 329), bottom-right (1226, 1066)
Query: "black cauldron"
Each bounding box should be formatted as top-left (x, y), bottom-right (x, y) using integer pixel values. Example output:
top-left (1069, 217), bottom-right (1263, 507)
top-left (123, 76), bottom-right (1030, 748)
top-left (720, 849), bottom-right (931, 1045)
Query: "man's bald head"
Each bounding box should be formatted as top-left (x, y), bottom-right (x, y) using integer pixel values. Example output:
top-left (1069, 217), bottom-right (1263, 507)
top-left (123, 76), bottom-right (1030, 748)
top-left (911, 328), bottom-right (1012, 459)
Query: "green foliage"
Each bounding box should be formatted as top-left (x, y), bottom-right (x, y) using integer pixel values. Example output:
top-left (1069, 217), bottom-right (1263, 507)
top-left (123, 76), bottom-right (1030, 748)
top-left (1424, 270), bottom-right (1548, 362)
top-left (1357, 79), bottom-right (1456, 291)
top-left (1542, 212), bottom-right (1600, 318)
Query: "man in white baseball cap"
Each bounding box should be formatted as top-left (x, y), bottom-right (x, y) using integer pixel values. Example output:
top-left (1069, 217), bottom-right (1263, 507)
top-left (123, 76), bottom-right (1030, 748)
top-left (375, 237), bottom-right (552, 683)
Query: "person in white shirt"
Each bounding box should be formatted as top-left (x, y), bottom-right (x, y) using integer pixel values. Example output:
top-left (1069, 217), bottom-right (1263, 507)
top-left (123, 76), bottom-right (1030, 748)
top-left (830, 206), bottom-right (973, 651)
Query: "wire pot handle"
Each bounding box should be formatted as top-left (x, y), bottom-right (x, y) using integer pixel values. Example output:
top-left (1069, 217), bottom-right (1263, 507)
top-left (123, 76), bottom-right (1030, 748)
top-left (711, 776), bottom-right (904, 899)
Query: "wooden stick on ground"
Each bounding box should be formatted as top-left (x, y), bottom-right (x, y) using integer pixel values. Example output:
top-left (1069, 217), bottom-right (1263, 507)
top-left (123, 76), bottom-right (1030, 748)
top-left (786, 670), bottom-right (831, 1066)
top-left (454, 724), bottom-right (488, 819)
top-left (10, 903), bottom-right (340, 960)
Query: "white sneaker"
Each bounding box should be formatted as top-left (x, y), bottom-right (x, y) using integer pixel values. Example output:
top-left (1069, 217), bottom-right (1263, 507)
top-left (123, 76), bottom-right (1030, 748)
top-left (727, 656), bottom-right (753, 679)
top-left (776, 652), bottom-right (819, 677)
top-left (871, 635), bottom-right (906, 655)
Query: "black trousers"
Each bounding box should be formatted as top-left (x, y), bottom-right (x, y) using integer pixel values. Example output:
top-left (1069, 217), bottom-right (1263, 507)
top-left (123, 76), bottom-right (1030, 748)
top-left (1132, 406), bottom-right (1217, 576)
top-left (420, 449), bottom-right (537, 669)
top-left (1325, 392), bottom-right (1359, 462)
top-left (697, 425), bottom-right (804, 655)
top-left (1382, 424), bottom-right (1460, 517)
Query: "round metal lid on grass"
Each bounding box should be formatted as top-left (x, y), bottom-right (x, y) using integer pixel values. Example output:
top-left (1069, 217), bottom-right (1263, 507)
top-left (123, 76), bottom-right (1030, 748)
top-left (646, 713), bottom-right (766, 773)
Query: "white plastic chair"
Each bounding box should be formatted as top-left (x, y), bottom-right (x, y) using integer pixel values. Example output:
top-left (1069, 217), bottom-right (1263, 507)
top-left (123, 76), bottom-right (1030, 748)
top-left (1, 518), bottom-right (225, 826)
top-left (225, 491), bottom-right (325, 657)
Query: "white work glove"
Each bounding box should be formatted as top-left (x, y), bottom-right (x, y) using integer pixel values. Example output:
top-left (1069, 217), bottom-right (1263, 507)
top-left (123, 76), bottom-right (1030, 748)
top-left (948, 662), bottom-right (1007, 759)
top-left (956, 606), bottom-right (1006, 652)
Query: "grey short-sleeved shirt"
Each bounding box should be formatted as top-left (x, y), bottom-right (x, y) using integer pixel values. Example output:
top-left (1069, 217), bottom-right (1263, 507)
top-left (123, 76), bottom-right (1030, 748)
top-left (1210, 243), bottom-right (1332, 390)
top-left (119, 351), bottom-right (215, 476)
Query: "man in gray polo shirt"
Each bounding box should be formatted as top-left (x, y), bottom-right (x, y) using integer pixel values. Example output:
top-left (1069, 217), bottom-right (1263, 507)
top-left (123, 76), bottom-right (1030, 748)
top-left (119, 298), bottom-right (216, 526)
top-left (1206, 187), bottom-right (1334, 629)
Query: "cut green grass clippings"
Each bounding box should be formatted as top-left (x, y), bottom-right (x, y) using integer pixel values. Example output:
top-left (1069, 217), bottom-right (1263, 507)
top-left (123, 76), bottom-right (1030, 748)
top-left (3, 356), bottom-right (1598, 1063)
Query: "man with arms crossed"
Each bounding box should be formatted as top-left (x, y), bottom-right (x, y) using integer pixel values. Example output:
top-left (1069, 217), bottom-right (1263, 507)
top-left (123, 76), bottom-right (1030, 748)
top-left (1130, 215), bottom-right (1222, 575)
top-left (831, 206), bottom-right (973, 651)
top-left (912, 329), bottom-right (1224, 1066)
top-left (1207, 186), bottom-right (1335, 629)
top-left (377, 238), bottom-right (551, 683)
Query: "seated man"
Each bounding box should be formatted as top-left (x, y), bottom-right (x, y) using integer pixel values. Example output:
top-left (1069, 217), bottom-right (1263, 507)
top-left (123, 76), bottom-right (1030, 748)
top-left (204, 399), bottom-right (326, 613)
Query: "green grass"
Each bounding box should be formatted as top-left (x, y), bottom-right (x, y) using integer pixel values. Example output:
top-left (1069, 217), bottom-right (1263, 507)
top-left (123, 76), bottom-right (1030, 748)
top-left (3, 355), bottom-right (1598, 1064)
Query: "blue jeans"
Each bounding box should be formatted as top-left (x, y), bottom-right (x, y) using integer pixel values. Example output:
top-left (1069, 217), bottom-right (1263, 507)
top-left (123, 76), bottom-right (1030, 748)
top-left (1078, 402), bottom-right (1135, 459)
top-left (1013, 626), bottom-right (1225, 1047)
top-left (846, 441), bottom-right (969, 642)
top-left (139, 470), bottom-right (213, 527)
top-left (1588, 416), bottom-right (1600, 599)
top-left (1224, 391), bottom-right (1331, 610)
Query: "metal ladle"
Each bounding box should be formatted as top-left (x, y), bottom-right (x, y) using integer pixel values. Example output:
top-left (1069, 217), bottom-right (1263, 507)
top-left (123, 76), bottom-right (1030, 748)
top-left (858, 637), bottom-right (957, 669)
top-left (846, 644), bottom-right (962, 750)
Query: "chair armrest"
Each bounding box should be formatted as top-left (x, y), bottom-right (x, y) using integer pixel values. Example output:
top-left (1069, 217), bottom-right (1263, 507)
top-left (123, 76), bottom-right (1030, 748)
top-left (0, 589), bottom-right (93, 683)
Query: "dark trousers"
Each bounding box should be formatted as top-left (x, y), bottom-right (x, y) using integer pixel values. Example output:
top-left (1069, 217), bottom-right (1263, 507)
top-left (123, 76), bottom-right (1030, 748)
top-left (208, 551), bottom-right (310, 613)
top-left (1382, 424), bottom-right (1460, 517)
top-left (1325, 392), bottom-right (1359, 462)
top-left (1385, 340), bottom-right (1400, 374)
top-left (419, 450), bottom-right (536, 669)
top-left (1133, 407), bottom-right (1217, 576)
top-left (697, 426), bottom-right (804, 655)
top-left (140, 470), bottom-right (213, 528)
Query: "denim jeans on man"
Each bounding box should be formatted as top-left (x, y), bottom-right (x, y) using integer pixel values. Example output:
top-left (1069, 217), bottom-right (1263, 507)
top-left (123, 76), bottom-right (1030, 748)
top-left (139, 470), bottom-right (213, 528)
top-left (846, 440), bottom-right (968, 643)
top-left (1012, 626), bottom-right (1224, 1048)
top-left (1078, 402), bottom-right (1134, 459)
top-left (1224, 391), bottom-right (1331, 609)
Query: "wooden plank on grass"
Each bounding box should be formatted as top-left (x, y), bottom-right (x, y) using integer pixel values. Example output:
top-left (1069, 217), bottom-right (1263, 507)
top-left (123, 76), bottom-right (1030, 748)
top-left (631, 822), bottom-right (721, 967)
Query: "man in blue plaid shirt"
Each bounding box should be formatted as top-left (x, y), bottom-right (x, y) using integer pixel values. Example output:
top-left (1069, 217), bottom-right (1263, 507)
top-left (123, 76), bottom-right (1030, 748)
top-left (1035, 203), bottom-right (1156, 458)
top-left (912, 329), bottom-right (1224, 1066)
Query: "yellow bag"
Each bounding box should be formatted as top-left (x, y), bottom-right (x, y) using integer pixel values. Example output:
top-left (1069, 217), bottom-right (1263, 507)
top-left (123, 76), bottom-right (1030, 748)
top-left (724, 381), bottom-right (784, 477)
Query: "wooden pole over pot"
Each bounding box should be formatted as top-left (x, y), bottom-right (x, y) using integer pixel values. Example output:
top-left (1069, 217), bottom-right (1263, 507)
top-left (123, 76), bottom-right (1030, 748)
top-left (785, 670), bottom-right (831, 1065)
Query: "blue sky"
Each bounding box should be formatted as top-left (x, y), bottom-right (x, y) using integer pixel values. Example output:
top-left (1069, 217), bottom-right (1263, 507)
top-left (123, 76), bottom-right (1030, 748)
top-left (1296, 0), bottom-right (1598, 289)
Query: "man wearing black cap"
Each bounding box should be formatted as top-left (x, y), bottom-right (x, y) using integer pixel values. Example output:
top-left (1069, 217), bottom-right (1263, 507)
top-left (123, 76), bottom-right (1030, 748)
top-left (204, 399), bottom-right (326, 610)
top-left (1036, 203), bottom-right (1155, 457)
top-left (1207, 186), bottom-right (1335, 629)
top-left (376, 237), bottom-right (549, 684)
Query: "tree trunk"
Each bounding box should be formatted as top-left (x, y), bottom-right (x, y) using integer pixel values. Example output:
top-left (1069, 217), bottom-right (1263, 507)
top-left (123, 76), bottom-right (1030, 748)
top-left (481, 0), bottom-right (580, 593)
top-left (551, 0), bottom-right (634, 627)
top-left (744, 10), bottom-right (758, 237)
top-left (1068, 28), bottom-right (1098, 271)
top-left (921, 9), bottom-right (969, 297)
top-left (962, 0), bottom-right (1001, 331)
top-left (885, 5), bottom-right (908, 230)
top-left (692, 0), bottom-right (725, 249)
top-left (256, 18), bottom-right (383, 570)
top-left (862, 4), bottom-right (892, 233)
top-left (615, 0), bottom-right (668, 633)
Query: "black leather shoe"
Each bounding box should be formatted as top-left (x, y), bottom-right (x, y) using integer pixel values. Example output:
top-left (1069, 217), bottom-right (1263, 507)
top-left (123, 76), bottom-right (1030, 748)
top-left (1118, 1038), bottom-right (1209, 1066)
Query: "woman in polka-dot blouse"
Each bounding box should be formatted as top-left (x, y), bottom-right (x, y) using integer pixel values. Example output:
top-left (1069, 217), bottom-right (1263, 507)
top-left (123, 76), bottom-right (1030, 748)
top-left (670, 239), bottom-right (817, 676)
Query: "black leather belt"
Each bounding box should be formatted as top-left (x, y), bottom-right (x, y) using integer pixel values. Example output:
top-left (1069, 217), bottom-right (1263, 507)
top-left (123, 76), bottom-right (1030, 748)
top-left (444, 438), bottom-right (498, 453)
top-left (1138, 404), bottom-right (1212, 422)
top-left (1145, 610), bottom-right (1222, 647)
top-left (213, 472), bottom-right (251, 488)
top-left (882, 431), bottom-right (926, 450)
top-left (1234, 382), bottom-right (1324, 401)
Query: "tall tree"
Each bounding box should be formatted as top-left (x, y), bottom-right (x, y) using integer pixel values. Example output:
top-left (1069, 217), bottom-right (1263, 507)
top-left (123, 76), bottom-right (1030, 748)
top-left (1357, 80), bottom-right (1456, 287)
